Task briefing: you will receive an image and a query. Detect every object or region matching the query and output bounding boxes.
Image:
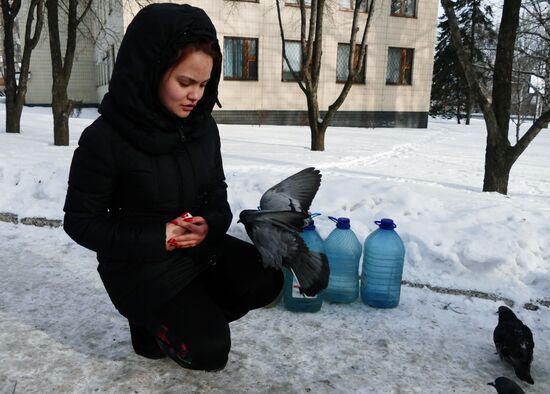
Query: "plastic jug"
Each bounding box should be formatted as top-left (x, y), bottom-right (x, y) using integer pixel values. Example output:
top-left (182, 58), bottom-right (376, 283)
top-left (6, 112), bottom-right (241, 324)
top-left (361, 218), bottom-right (405, 308)
top-left (283, 219), bottom-right (324, 312)
top-left (323, 216), bottom-right (362, 303)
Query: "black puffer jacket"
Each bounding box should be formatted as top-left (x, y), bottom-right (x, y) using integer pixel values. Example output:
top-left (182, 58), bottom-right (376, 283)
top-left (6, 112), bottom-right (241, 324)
top-left (63, 4), bottom-right (231, 319)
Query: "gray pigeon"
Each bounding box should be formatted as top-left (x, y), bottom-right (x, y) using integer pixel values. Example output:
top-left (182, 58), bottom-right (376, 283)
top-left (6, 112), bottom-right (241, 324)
top-left (488, 377), bottom-right (526, 394)
top-left (238, 167), bottom-right (329, 296)
top-left (493, 306), bottom-right (534, 384)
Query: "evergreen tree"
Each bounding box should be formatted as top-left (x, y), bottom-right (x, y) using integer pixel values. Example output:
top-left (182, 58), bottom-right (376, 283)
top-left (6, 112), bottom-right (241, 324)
top-left (431, 14), bottom-right (468, 123)
top-left (431, 0), bottom-right (496, 124)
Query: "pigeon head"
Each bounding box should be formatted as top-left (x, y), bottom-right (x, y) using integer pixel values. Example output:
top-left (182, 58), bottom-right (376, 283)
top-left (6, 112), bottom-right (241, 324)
top-left (238, 209), bottom-right (257, 224)
top-left (497, 306), bottom-right (518, 322)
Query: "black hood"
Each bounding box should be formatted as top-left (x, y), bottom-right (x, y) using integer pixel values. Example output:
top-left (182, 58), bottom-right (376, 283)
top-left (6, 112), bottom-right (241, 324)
top-left (98, 3), bottom-right (222, 154)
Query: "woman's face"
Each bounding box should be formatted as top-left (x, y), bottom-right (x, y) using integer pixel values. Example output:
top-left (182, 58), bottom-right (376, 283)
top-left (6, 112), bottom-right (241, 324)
top-left (159, 50), bottom-right (213, 118)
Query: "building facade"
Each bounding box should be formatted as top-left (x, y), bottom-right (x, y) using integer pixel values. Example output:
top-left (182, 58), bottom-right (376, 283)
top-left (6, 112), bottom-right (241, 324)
top-left (22, 0), bottom-right (439, 128)
top-left (16, 1), bottom-right (98, 106)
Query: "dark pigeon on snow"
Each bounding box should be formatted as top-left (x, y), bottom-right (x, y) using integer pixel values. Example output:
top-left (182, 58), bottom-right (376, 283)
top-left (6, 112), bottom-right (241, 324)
top-left (488, 377), bottom-right (526, 394)
top-left (238, 167), bottom-right (329, 296)
top-left (493, 306), bottom-right (534, 385)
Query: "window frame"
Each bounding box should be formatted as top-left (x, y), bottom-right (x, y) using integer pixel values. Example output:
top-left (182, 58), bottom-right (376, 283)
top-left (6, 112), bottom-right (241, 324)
top-left (336, 43), bottom-right (367, 84)
top-left (390, 0), bottom-right (417, 18)
top-left (386, 47), bottom-right (414, 85)
top-left (285, 0), bottom-right (312, 8)
top-left (339, 0), bottom-right (369, 13)
top-left (281, 40), bottom-right (304, 82)
top-left (223, 36), bottom-right (259, 81)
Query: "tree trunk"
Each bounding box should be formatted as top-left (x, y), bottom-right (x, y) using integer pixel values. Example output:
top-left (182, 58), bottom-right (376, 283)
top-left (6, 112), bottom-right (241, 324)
top-left (5, 99), bottom-right (23, 134)
top-left (306, 93), bottom-right (325, 151)
top-left (2, 0), bottom-right (18, 133)
top-left (311, 126), bottom-right (325, 151)
top-left (483, 142), bottom-right (513, 194)
top-left (52, 80), bottom-right (70, 146)
top-left (465, 93), bottom-right (472, 125)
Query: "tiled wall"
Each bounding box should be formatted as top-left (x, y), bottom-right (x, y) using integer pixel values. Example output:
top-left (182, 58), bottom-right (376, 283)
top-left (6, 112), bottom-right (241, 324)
top-left (18, 2), bottom-right (98, 105)
top-left (17, 0), bottom-right (438, 124)
top-left (182, 0), bottom-right (439, 114)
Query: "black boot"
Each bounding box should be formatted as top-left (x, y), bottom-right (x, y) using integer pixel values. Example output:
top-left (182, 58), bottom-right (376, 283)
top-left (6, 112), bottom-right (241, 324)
top-left (129, 321), bottom-right (166, 359)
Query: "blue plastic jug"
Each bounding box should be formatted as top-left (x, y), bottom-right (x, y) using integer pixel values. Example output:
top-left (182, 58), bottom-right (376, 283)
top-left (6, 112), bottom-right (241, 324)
top-left (323, 217), bottom-right (362, 303)
top-left (361, 218), bottom-right (405, 308)
top-left (283, 219), bottom-right (324, 312)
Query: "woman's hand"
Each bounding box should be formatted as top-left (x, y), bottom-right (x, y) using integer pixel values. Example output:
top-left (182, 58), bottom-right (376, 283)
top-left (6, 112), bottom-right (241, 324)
top-left (165, 215), bottom-right (209, 251)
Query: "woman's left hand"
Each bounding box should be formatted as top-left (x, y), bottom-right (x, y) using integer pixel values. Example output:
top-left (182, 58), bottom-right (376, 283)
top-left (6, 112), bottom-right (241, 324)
top-left (167, 215), bottom-right (209, 249)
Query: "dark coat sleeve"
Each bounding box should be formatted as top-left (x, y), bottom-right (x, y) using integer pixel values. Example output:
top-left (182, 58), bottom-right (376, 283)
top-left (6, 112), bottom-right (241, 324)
top-left (63, 124), bottom-right (168, 262)
top-left (198, 123), bottom-right (233, 244)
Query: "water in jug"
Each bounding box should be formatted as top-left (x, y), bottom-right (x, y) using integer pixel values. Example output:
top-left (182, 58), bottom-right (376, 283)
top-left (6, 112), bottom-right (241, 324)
top-left (360, 218), bottom-right (405, 308)
top-left (323, 216), bottom-right (362, 303)
top-left (283, 219), bottom-right (325, 312)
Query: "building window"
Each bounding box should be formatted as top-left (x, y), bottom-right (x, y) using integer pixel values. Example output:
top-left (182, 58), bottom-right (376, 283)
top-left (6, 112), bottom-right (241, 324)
top-left (224, 37), bottom-right (258, 81)
top-left (286, 0), bottom-right (312, 6)
top-left (390, 0), bottom-right (416, 17)
top-left (282, 40), bottom-right (303, 81)
top-left (386, 47), bottom-right (414, 85)
top-left (336, 43), bottom-right (366, 83)
top-left (339, 0), bottom-right (368, 12)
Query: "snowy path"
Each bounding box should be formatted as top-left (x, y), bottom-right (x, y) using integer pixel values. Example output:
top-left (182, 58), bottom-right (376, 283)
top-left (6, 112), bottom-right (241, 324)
top-left (1, 222), bottom-right (548, 393)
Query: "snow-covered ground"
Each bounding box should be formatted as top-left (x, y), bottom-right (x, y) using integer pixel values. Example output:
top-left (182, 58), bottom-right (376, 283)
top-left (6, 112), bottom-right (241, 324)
top-left (0, 105), bottom-right (548, 393)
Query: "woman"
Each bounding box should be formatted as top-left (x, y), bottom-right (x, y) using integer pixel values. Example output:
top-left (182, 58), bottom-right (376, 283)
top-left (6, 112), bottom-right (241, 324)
top-left (63, 3), bottom-right (283, 372)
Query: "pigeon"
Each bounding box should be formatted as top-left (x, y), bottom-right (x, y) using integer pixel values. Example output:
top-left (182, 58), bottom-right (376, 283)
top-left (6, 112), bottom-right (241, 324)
top-left (238, 167), bottom-right (329, 296)
top-left (488, 377), bottom-right (526, 394)
top-left (493, 306), bottom-right (534, 385)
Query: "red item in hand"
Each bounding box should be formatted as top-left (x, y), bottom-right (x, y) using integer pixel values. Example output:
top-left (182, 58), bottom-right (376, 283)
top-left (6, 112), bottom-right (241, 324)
top-left (180, 212), bottom-right (193, 222)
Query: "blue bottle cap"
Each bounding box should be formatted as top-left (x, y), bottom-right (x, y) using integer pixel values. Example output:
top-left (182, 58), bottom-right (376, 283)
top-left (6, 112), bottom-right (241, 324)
top-left (375, 218), bottom-right (397, 230)
top-left (303, 219), bottom-right (316, 231)
top-left (329, 216), bottom-right (351, 229)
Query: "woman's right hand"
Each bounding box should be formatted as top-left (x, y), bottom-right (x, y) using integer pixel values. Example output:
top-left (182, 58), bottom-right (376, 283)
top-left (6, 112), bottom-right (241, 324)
top-left (165, 221), bottom-right (190, 251)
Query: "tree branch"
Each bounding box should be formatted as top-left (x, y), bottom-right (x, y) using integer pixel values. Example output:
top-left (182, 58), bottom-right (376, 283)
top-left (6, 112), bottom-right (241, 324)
top-left (512, 109), bottom-right (550, 161)
top-left (275, 0), bottom-right (307, 93)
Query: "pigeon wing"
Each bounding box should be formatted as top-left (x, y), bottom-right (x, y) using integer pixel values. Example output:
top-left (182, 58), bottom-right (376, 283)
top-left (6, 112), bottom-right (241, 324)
top-left (285, 237), bottom-right (329, 297)
top-left (494, 321), bottom-right (535, 384)
top-left (259, 167), bottom-right (321, 212)
top-left (242, 210), bottom-right (308, 270)
top-left (254, 220), bottom-right (329, 296)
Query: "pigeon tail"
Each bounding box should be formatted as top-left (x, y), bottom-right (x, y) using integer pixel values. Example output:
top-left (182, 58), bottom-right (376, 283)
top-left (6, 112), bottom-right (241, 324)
top-left (513, 366), bottom-right (534, 385)
top-left (286, 251), bottom-right (329, 297)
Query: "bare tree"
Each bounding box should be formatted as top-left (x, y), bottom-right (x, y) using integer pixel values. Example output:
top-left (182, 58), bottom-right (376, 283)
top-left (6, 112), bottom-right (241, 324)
top-left (275, 0), bottom-right (375, 151)
top-left (517, 0), bottom-right (549, 126)
top-left (45, 0), bottom-right (93, 146)
top-left (1, 0), bottom-right (45, 133)
top-left (510, 55), bottom-right (537, 141)
top-left (441, 0), bottom-right (550, 195)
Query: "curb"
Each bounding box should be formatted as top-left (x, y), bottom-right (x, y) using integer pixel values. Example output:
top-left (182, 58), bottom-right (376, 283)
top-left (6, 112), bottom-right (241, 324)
top-left (0, 212), bottom-right (63, 228)
top-left (1, 211), bottom-right (548, 310)
top-left (401, 281), bottom-right (548, 311)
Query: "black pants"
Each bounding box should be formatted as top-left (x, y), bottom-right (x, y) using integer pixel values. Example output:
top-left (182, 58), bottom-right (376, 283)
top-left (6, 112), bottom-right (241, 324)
top-left (129, 235), bottom-right (283, 371)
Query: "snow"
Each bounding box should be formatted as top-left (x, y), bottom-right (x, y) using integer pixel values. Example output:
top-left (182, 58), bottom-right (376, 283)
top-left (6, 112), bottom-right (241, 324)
top-left (0, 105), bottom-right (549, 393)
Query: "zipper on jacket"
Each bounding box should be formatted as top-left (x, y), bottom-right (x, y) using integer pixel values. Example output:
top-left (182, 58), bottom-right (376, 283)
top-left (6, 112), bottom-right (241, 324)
top-left (178, 124), bottom-right (187, 143)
